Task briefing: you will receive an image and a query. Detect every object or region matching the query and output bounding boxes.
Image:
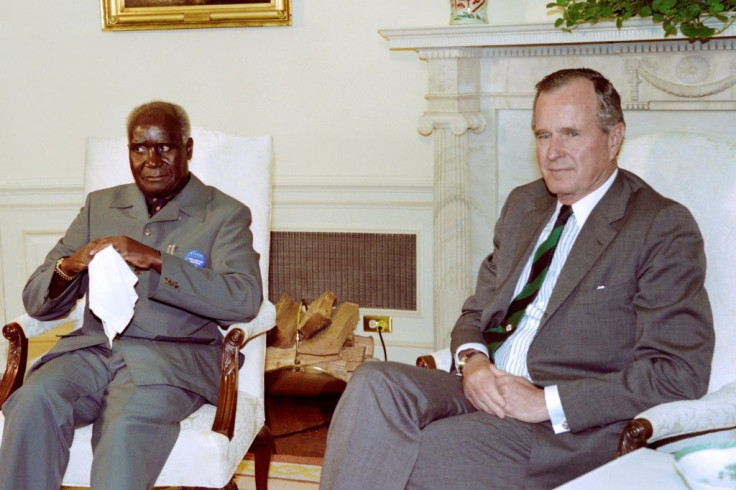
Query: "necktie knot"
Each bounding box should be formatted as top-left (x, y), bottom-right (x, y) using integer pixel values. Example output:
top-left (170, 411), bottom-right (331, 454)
top-left (556, 204), bottom-right (573, 227)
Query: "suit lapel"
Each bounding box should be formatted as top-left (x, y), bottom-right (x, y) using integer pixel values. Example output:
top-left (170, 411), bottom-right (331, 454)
top-left (147, 174), bottom-right (209, 224)
top-left (507, 195), bottom-right (557, 279)
top-left (542, 172), bottom-right (630, 324)
top-left (110, 184), bottom-right (148, 224)
top-left (490, 192), bottom-right (557, 320)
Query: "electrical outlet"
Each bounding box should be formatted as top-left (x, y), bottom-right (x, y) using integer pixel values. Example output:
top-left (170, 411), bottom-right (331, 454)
top-left (363, 315), bottom-right (393, 333)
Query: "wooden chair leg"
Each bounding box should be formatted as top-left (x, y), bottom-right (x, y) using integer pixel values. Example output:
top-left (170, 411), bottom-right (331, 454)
top-left (250, 424), bottom-right (274, 490)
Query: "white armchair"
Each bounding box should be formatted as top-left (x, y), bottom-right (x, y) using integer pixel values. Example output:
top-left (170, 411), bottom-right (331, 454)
top-left (616, 132), bottom-right (736, 455)
top-left (0, 128), bottom-right (276, 489)
top-left (415, 132), bottom-right (736, 456)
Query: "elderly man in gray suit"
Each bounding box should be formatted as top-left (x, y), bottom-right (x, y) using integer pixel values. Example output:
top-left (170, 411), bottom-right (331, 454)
top-left (0, 101), bottom-right (263, 489)
top-left (320, 68), bottom-right (714, 489)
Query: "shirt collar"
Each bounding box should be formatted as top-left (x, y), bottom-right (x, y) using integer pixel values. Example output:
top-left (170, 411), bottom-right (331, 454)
top-left (110, 173), bottom-right (207, 223)
top-left (566, 168), bottom-right (618, 228)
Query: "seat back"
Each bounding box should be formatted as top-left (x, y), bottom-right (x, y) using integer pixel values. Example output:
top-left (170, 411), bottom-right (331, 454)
top-left (618, 132), bottom-right (736, 392)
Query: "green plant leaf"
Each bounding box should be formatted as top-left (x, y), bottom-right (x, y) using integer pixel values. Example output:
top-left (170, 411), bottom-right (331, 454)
top-left (653, 0), bottom-right (676, 14)
top-left (681, 23), bottom-right (717, 38)
top-left (551, 0), bottom-right (735, 39)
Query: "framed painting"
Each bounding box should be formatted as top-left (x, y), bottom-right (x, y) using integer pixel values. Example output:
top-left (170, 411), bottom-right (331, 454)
top-left (100, 0), bottom-right (291, 31)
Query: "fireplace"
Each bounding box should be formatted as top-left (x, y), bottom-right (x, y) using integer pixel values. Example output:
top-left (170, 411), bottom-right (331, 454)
top-left (381, 19), bottom-right (736, 349)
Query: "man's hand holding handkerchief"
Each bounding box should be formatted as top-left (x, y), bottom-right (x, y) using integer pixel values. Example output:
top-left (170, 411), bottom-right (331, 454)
top-left (88, 245), bottom-right (139, 346)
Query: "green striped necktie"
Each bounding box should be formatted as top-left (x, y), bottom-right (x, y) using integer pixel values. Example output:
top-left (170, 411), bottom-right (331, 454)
top-left (483, 204), bottom-right (573, 355)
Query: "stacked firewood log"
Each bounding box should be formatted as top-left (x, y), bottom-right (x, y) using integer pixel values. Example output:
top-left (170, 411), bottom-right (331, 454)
top-left (266, 291), bottom-right (374, 381)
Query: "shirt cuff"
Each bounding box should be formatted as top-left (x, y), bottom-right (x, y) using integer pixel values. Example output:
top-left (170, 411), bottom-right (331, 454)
top-left (544, 385), bottom-right (570, 434)
top-left (454, 342), bottom-right (489, 366)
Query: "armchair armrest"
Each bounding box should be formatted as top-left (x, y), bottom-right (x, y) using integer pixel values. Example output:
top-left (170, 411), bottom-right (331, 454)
top-left (618, 382), bottom-right (736, 456)
top-left (14, 298), bottom-right (86, 339)
top-left (0, 323), bottom-right (28, 407)
top-left (416, 348), bottom-right (453, 372)
top-left (212, 327), bottom-right (248, 440)
top-left (225, 301), bottom-right (276, 339)
top-left (212, 300), bottom-right (276, 440)
top-left (1, 300), bottom-right (90, 408)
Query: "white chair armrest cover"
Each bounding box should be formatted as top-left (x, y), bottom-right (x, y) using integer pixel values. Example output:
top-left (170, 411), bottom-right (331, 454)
top-left (429, 348), bottom-right (453, 372)
top-left (13, 297), bottom-right (86, 338)
top-left (637, 381), bottom-right (736, 444)
top-left (225, 300), bottom-right (275, 340)
top-left (227, 300), bottom-right (275, 401)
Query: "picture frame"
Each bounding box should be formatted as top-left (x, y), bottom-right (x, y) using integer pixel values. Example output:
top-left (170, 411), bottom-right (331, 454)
top-left (100, 0), bottom-right (291, 31)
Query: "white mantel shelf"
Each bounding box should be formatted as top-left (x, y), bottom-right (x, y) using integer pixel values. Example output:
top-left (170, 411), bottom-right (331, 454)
top-left (380, 18), bottom-right (736, 350)
top-left (380, 19), bottom-right (736, 50)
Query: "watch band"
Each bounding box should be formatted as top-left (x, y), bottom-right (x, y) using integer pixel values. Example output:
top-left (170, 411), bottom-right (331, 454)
top-left (457, 349), bottom-right (485, 376)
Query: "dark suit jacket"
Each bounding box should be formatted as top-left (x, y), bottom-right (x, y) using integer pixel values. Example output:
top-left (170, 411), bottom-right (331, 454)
top-left (451, 169), bottom-right (714, 483)
top-left (22, 174), bottom-right (263, 404)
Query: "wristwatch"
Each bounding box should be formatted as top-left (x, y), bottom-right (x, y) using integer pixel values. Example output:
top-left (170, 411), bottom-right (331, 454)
top-left (456, 349), bottom-right (486, 376)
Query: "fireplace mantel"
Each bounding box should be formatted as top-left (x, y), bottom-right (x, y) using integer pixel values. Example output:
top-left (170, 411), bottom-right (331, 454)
top-left (380, 21), bottom-right (736, 349)
top-left (381, 18), bottom-right (736, 49)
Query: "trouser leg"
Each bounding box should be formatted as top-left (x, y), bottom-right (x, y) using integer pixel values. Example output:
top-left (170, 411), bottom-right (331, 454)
top-left (320, 361), bottom-right (475, 490)
top-left (408, 410), bottom-right (534, 489)
top-left (0, 347), bottom-right (111, 490)
top-left (89, 349), bottom-right (205, 490)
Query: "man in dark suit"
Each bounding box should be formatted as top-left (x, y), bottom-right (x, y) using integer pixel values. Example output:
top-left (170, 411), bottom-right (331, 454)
top-left (0, 101), bottom-right (263, 489)
top-left (320, 68), bottom-right (714, 489)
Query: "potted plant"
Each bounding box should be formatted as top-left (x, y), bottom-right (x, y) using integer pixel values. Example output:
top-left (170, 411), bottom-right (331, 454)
top-left (548, 0), bottom-right (736, 40)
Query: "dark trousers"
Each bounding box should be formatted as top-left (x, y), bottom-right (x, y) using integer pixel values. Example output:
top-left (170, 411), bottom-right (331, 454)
top-left (0, 343), bottom-right (204, 490)
top-left (320, 361), bottom-right (539, 490)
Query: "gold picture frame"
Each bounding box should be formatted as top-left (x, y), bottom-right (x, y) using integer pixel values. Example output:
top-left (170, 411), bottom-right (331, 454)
top-left (100, 0), bottom-right (291, 31)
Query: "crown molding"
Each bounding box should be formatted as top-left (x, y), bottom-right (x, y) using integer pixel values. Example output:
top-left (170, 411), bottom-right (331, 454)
top-left (380, 18), bottom-right (736, 51)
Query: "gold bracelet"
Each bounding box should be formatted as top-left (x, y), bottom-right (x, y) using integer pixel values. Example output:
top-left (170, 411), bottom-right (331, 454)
top-left (54, 257), bottom-right (77, 281)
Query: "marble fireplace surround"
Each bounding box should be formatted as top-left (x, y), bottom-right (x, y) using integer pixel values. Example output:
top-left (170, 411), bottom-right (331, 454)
top-left (380, 20), bottom-right (736, 349)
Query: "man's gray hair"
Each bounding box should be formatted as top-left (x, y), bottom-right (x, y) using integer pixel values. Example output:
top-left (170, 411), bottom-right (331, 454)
top-left (126, 101), bottom-right (191, 144)
top-left (532, 68), bottom-right (625, 133)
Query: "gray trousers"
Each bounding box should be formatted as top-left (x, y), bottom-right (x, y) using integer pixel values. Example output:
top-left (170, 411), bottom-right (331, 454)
top-left (0, 343), bottom-right (205, 490)
top-left (320, 361), bottom-right (540, 490)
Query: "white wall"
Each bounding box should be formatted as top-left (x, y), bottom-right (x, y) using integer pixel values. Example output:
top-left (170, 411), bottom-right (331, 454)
top-left (0, 1), bottom-right (550, 187)
top-left (0, 1), bottom-right (553, 363)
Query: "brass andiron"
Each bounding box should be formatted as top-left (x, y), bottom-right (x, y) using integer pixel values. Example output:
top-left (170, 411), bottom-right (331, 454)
top-left (292, 299), bottom-right (308, 372)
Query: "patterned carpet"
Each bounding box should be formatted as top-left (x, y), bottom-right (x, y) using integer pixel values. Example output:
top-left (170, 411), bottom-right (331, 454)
top-left (61, 455), bottom-right (322, 490)
top-left (236, 454), bottom-right (322, 489)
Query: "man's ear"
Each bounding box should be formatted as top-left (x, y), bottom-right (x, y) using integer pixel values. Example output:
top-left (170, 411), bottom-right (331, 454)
top-left (186, 137), bottom-right (194, 160)
top-left (608, 122), bottom-right (625, 160)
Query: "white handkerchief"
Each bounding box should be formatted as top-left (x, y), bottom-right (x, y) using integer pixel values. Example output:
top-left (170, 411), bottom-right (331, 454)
top-left (88, 245), bottom-right (139, 346)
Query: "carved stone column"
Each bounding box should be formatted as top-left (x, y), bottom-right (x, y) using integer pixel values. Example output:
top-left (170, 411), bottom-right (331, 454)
top-left (417, 49), bottom-right (485, 349)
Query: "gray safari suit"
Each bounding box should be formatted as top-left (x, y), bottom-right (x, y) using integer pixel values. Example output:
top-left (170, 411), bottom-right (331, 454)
top-left (0, 173), bottom-right (262, 488)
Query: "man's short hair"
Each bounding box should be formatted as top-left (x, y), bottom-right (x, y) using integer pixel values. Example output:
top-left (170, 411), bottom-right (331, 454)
top-left (126, 101), bottom-right (191, 144)
top-left (532, 68), bottom-right (625, 133)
